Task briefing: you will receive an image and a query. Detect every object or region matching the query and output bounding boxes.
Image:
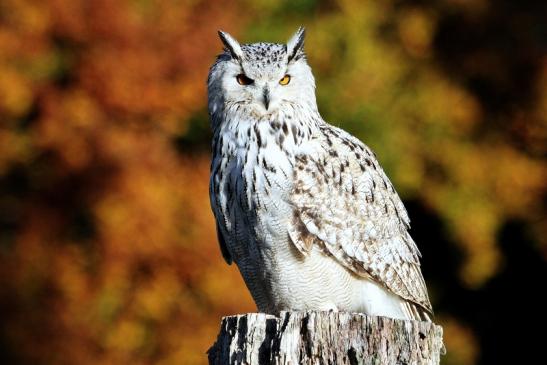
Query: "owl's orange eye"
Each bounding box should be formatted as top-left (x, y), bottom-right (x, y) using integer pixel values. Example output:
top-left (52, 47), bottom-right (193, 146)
top-left (279, 75), bottom-right (291, 85)
top-left (236, 74), bottom-right (254, 85)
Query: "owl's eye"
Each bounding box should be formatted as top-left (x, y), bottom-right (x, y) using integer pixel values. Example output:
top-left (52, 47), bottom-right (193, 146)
top-left (279, 75), bottom-right (291, 85)
top-left (236, 74), bottom-right (254, 85)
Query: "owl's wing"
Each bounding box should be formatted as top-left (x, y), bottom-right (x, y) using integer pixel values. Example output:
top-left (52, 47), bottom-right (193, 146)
top-left (210, 157), bottom-right (233, 265)
top-left (216, 222), bottom-right (232, 264)
top-left (288, 125), bottom-right (432, 316)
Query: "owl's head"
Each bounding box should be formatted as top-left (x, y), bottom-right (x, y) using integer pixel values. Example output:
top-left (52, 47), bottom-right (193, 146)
top-left (208, 28), bottom-right (317, 127)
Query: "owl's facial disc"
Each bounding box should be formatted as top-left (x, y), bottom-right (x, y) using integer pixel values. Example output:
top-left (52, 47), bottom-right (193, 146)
top-left (236, 75), bottom-right (294, 115)
top-left (210, 28), bottom-right (316, 122)
top-left (231, 59), bottom-right (312, 116)
top-left (233, 71), bottom-right (295, 112)
top-left (218, 40), bottom-right (302, 115)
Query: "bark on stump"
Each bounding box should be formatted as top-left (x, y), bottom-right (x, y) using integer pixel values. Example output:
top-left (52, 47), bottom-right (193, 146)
top-left (208, 311), bottom-right (444, 365)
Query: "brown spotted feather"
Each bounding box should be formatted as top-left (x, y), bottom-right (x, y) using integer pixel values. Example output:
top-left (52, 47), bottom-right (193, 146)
top-left (289, 125), bottom-right (433, 317)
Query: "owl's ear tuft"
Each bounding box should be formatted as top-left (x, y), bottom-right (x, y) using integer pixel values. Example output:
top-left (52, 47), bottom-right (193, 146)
top-left (287, 27), bottom-right (306, 62)
top-left (218, 30), bottom-right (243, 61)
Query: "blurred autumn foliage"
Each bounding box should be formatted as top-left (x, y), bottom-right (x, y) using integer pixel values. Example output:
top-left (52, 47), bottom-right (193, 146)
top-left (0, 1), bottom-right (545, 364)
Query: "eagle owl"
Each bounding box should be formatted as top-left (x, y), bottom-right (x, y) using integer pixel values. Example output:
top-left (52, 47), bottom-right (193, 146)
top-left (208, 28), bottom-right (432, 321)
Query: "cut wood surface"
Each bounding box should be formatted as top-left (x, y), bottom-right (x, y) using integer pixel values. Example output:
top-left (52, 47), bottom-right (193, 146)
top-left (208, 311), bottom-right (444, 365)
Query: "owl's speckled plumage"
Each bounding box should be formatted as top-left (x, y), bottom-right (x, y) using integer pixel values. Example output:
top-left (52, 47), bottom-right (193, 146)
top-left (208, 28), bottom-right (432, 321)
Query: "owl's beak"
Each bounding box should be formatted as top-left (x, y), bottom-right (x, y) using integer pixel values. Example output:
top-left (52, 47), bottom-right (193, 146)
top-left (262, 86), bottom-right (270, 110)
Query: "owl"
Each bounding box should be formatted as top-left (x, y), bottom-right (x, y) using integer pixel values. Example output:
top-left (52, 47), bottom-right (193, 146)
top-left (208, 28), bottom-right (432, 321)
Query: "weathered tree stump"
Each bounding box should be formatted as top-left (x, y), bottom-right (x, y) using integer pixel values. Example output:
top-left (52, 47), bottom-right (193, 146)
top-left (208, 311), bottom-right (444, 365)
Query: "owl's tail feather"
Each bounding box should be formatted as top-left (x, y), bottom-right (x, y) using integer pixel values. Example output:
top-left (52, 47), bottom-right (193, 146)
top-left (402, 300), bottom-right (432, 322)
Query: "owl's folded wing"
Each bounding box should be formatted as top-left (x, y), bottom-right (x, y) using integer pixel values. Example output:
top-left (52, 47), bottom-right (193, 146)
top-left (216, 222), bottom-right (232, 264)
top-left (288, 127), bottom-right (432, 315)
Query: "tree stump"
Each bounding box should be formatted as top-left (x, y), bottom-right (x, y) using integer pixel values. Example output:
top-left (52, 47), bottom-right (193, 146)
top-left (208, 311), bottom-right (444, 365)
